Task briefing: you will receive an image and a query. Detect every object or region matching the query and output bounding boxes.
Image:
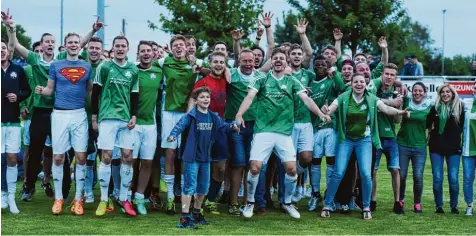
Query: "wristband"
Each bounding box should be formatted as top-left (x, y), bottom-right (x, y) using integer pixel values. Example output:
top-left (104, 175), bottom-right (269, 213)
top-left (256, 37), bottom-right (261, 41)
top-left (264, 25), bottom-right (270, 29)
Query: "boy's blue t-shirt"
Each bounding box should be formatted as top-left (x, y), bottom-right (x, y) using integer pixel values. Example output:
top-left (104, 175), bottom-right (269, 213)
top-left (195, 110), bottom-right (213, 162)
top-left (49, 59), bottom-right (92, 110)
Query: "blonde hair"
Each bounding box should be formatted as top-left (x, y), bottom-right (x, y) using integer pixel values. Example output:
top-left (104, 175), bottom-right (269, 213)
top-left (435, 84), bottom-right (462, 123)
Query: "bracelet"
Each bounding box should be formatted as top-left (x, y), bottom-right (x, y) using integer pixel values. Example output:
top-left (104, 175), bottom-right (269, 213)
top-left (264, 25), bottom-right (270, 28)
top-left (256, 37), bottom-right (261, 41)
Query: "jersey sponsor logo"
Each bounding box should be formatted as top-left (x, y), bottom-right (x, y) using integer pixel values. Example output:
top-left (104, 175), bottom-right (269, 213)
top-left (110, 77), bottom-right (131, 85)
top-left (9, 71), bottom-right (17, 79)
top-left (59, 67), bottom-right (87, 84)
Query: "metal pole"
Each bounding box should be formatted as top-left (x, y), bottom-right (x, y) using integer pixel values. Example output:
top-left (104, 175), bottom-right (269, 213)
top-left (442, 9), bottom-right (446, 76)
top-left (122, 19), bottom-right (126, 36)
top-left (60, 0), bottom-right (64, 45)
top-left (97, 0), bottom-right (105, 43)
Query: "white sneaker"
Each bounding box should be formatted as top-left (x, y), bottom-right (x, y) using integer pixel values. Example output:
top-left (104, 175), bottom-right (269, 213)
top-left (38, 171), bottom-right (44, 179)
top-left (465, 206), bottom-right (473, 216)
top-left (1, 191), bottom-right (9, 209)
top-left (281, 204), bottom-right (300, 219)
top-left (242, 203), bottom-right (254, 218)
top-left (85, 192), bottom-right (95, 203)
top-left (7, 194), bottom-right (19, 214)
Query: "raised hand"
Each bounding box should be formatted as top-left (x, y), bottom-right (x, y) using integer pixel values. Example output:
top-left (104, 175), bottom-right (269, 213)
top-left (1, 9), bottom-right (15, 29)
top-left (294, 18), bottom-right (308, 35)
top-left (333, 28), bottom-right (343, 41)
top-left (378, 36), bottom-right (387, 49)
top-left (256, 25), bottom-right (264, 37)
top-left (231, 29), bottom-right (245, 41)
top-left (92, 16), bottom-right (105, 32)
top-left (260, 11), bottom-right (274, 28)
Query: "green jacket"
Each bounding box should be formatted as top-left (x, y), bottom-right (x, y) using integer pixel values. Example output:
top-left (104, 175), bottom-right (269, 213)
top-left (336, 90), bottom-right (382, 149)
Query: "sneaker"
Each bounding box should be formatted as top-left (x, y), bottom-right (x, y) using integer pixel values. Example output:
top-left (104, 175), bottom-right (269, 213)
top-left (52, 199), bottom-right (64, 215)
top-left (321, 208), bottom-right (330, 218)
top-left (205, 199), bottom-right (220, 215)
top-left (349, 196), bottom-right (361, 211)
top-left (192, 213), bottom-right (209, 225)
top-left (106, 198), bottom-right (115, 212)
top-left (121, 200), bottom-right (137, 216)
top-left (393, 201), bottom-right (405, 214)
top-left (370, 200), bottom-right (377, 212)
top-left (71, 199), bottom-right (84, 215)
top-left (96, 201), bottom-right (108, 216)
top-left (304, 187), bottom-right (312, 198)
top-left (7, 194), bottom-right (19, 214)
top-left (242, 202), bottom-right (254, 218)
top-left (84, 192), bottom-right (94, 204)
top-left (228, 204), bottom-right (241, 216)
top-left (21, 185), bottom-right (34, 201)
top-left (281, 204), bottom-right (300, 219)
top-left (38, 171), bottom-right (44, 179)
top-left (1, 191), bottom-right (8, 209)
top-left (414, 203), bottom-right (423, 214)
top-left (292, 191), bottom-right (303, 203)
top-left (149, 194), bottom-right (164, 210)
top-left (134, 198), bottom-right (147, 215)
top-left (340, 204), bottom-right (350, 214)
top-left (255, 206), bottom-right (267, 216)
top-left (465, 206), bottom-right (473, 216)
top-left (41, 182), bottom-right (54, 198)
top-left (329, 200), bottom-right (337, 212)
top-left (451, 207), bottom-right (459, 215)
top-left (307, 192), bottom-right (321, 212)
top-left (362, 210), bottom-right (372, 220)
top-left (435, 206), bottom-right (445, 214)
top-left (166, 198), bottom-right (176, 215)
top-left (218, 191), bottom-right (230, 204)
top-left (177, 216), bottom-right (198, 229)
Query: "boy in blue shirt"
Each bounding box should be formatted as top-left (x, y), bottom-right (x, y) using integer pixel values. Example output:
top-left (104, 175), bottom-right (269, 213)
top-left (168, 86), bottom-right (239, 229)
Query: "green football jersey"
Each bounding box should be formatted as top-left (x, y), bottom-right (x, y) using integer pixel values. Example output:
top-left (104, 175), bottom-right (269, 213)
top-left (93, 60), bottom-right (139, 123)
top-left (26, 51), bottom-right (55, 108)
top-left (224, 68), bottom-right (262, 121)
top-left (376, 87), bottom-right (397, 138)
top-left (19, 65), bottom-right (34, 120)
top-left (292, 69), bottom-right (315, 123)
top-left (397, 97), bottom-right (433, 148)
top-left (136, 65), bottom-right (163, 125)
top-left (250, 72), bottom-right (306, 135)
top-left (158, 56), bottom-right (200, 112)
top-left (346, 96), bottom-right (370, 139)
top-left (309, 77), bottom-right (338, 131)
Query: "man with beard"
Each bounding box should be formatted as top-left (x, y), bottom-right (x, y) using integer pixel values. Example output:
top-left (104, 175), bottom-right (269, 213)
top-left (158, 34), bottom-right (202, 215)
top-left (185, 52), bottom-right (228, 214)
top-left (236, 47), bottom-right (330, 219)
top-left (126, 41), bottom-right (163, 215)
top-left (92, 35), bottom-right (139, 216)
top-left (83, 36), bottom-right (103, 203)
top-left (35, 32), bottom-right (93, 215)
top-left (2, 11), bottom-right (103, 201)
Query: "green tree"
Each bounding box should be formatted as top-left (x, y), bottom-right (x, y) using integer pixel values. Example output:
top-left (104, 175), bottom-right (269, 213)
top-left (148, 0), bottom-right (265, 58)
top-left (1, 24), bottom-right (32, 57)
top-left (287, 0), bottom-right (407, 56)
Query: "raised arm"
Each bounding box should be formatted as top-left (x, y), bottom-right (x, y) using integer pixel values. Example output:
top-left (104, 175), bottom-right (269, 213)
top-left (1, 12), bottom-right (29, 59)
top-left (378, 36), bottom-right (388, 64)
top-left (333, 28), bottom-right (343, 58)
top-left (260, 12), bottom-right (275, 61)
top-left (235, 89), bottom-right (258, 127)
top-left (80, 16), bottom-right (104, 48)
top-left (231, 30), bottom-right (244, 67)
top-left (295, 19), bottom-right (312, 68)
top-left (253, 25), bottom-right (264, 47)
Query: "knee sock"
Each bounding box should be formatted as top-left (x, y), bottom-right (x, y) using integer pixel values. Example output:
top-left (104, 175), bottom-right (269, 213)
top-left (75, 164), bottom-right (86, 201)
top-left (246, 172), bottom-right (259, 203)
top-left (284, 173), bottom-right (298, 204)
top-left (164, 175), bottom-right (175, 199)
top-left (98, 162), bottom-right (111, 202)
top-left (119, 163), bottom-right (133, 202)
top-left (52, 164), bottom-right (64, 200)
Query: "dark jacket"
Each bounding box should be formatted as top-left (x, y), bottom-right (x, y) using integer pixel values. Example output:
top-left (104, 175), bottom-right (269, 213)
top-left (1, 62), bottom-right (31, 123)
top-left (427, 102), bottom-right (465, 156)
top-left (169, 108), bottom-right (236, 162)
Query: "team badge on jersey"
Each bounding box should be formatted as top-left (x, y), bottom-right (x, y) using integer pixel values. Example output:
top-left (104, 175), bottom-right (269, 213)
top-left (150, 73), bottom-right (156, 80)
top-left (361, 104), bottom-right (367, 111)
top-left (320, 84), bottom-right (325, 89)
top-left (125, 71), bottom-right (132, 78)
top-left (9, 71), bottom-right (17, 79)
top-left (59, 67), bottom-right (87, 84)
top-left (281, 85), bottom-right (287, 90)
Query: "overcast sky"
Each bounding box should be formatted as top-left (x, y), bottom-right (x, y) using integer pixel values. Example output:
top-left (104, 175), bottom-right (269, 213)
top-left (2, 0), bottom-right (475, 59)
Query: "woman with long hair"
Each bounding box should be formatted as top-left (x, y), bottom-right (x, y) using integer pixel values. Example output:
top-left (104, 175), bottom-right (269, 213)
top-left (427, 84), bottom-right (465, 214)
top-left (397, 82), bottom-right (433, 214)
top-left (462, 81), bottom-right (476, 216)
top-left (319, 73), bottom-right (409, 220)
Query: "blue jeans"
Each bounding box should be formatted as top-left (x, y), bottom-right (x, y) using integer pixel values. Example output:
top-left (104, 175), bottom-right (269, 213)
top-left (399, 145), bottom-right (427, 204)
top-left (228, 121), bottom-right (254, 167)
top-left (324, 136), bottom-right (372, 209)
top-left (1, 153), bottom-right (6, 191)
top-left (463, 156), bottom-right (476, 204)
top-left (255, 163), bottom-right (268, 207)
top-left (430, 153), bottom-right (460, 208)
top-left (375, 138), bottom-right (400, 170)
top-left (182, 161), bottom-right (210, 195)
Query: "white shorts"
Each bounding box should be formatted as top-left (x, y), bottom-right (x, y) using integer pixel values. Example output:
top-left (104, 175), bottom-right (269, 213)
top-left (51, 108), bottom-right (89, 154)
top-left (291, 123), bottom-right (314, 153)
top-left (133, 124), bottom-right (157, 160)
top-left (1, 126), bottom-right (21, 154)
top-left (313, 128), bottom-right (337, 158)
top-left (23, 119), bottom-right (52, 147)
top-left (161, 110), bottom-right (185, 149)
top-left (97, 120), bottom-right (134, 151)
top-left (250, 132), bottom-right (297, 164)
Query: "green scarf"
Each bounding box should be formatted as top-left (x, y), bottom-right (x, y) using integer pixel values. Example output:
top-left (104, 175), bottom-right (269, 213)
top-left (471, 99), bottom-right (476, 113)
top-left (437, 103), bottom-right (453, 135)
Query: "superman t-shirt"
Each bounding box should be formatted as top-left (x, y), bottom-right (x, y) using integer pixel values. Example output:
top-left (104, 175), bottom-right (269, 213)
top-left (49, 59), bottom-right (92, 110)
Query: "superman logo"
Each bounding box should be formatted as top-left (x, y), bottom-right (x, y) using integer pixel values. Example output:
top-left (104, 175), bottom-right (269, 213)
top-left (59, 67), bottom-right (87, 84)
